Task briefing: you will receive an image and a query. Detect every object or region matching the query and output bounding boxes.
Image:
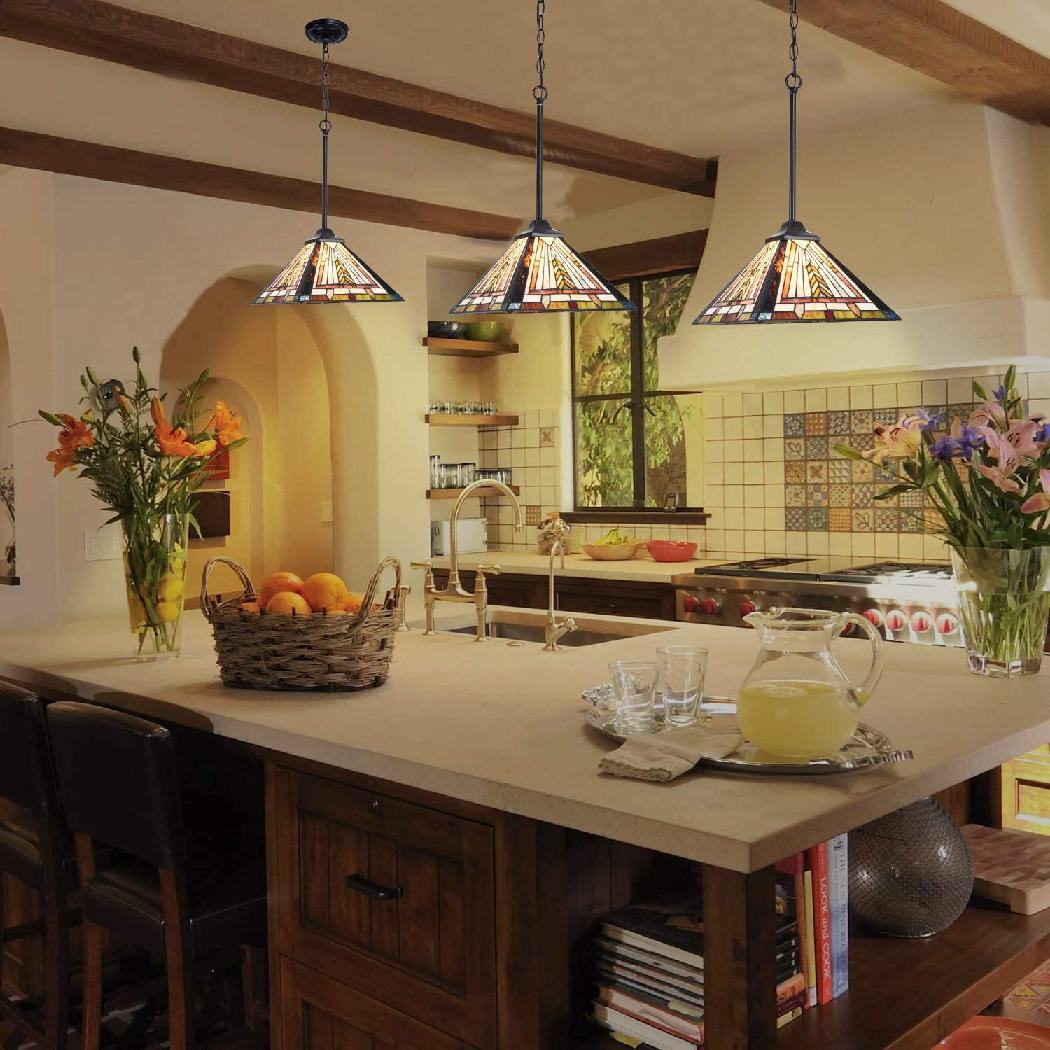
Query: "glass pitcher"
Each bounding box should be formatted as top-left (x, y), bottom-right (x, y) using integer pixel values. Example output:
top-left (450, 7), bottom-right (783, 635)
top-left (737, 608), bottom-right (884, 760)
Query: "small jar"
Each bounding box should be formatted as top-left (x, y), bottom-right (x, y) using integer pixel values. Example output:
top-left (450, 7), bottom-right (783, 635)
top-left (429, 454), bottom-right (441, 489)
top-left (463, 463), bottom-right (476, 485)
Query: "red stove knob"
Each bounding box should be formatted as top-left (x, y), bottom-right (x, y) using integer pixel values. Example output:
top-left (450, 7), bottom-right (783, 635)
top-left (699, 597), bottom-right (721, 616)
top-left (682, 594), bottom-right (699, 614)
top-left (840, 620), bottom-right (856, 636)
top-left (739, 599), bottom-right (757, 616)
top-left (910, 611), bottom-right (932, 633)
top-left (885, 610), bottom-right (907, 632)
top-left (937, 613), bottom-right (960, 635)
top-left (863, 608), bottom-right (884, 628)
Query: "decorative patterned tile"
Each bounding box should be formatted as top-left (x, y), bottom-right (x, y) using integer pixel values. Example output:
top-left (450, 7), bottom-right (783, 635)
top-left (805, 412), bottom-right (828, 435)
top-left (852, 482), bottom-right (873, 507)
top-left (829, 484), bottom-right (851, 507)
top-left (873, 407), bottom-right (899, 426)
top-left (899, 488), bottom-right (923, 508)
top-left (805, 461), bottom-right (827, 483)
top-left (875, 507), bottom-right (900, 532)
top-left (948, 403), bottom-right (972, 428)
top-left (852, 509), bottom-right (873, 532)
top-left (786, 484), bottom-right (806, 507)
top-left (827, 411), bottom-right (850, 436)
top-left (785, 461), bottom-right (805, 483)
top-left (805, 436), bottom-right (828, 459)
top-left (806, 507), bottom-right (828, 530)
top-left (873, 464), bottom-right (897, 484)
top-left (852, 433), bottom-right (875, 454)
top-left (900, 509), bottom-right (924, 533)
top-left (851, 409), bottom-right (873, 434)
top-left (874, 486), bottom-right (900, 507)
top-left (785, 438), bottom-right (805, 460)
top-left (925, 508), bottom-right (946, 531)
top-left (828, 507), bottom-right (852, 532)
top-left (783, 414), bottom-right (805, 437)
top-left (852, 458), bottom-right (874, 481)
top-left (806, 484), bottom-right (828, 507)
top-left (828, 460), bottom-right (852, 483)
top-left (785, 507), bottom-right (806, 531)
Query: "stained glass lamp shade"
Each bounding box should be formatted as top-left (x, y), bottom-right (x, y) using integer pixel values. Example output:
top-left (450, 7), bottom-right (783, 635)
top-left (450, 219), bottom-right (632, 315)
top-left (254, 235), bottom-right (402, 305)
top-left (695, 221), bottom-right (899, 325)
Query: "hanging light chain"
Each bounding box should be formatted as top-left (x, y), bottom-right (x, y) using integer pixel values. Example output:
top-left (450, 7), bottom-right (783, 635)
top-left (318, 40), bottom-right (332, 233)
top-left (786, 0), bottom-right (802, 93)
top-left (320, 42), bottom-right (333, 133)
top-left (534, 0), bottom-right (548, 103)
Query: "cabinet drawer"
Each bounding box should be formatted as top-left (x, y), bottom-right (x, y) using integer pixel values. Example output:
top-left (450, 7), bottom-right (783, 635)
top-left (280, 955), bottom-right (473, 1050)
top-left (556, 582), bottom-right (675, 621)
top-left (272, 769), bottom-right (496, 1047)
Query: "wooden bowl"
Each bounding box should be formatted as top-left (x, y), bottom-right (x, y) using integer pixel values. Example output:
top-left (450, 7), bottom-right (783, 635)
top-left (582, 542), bottom-right (638, 561)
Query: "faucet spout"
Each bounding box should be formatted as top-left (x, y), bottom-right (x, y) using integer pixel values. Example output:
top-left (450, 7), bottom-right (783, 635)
top-left (447, 479), bottom-right (522, 594)
top-left (543, 524), bottom-right (576, 652)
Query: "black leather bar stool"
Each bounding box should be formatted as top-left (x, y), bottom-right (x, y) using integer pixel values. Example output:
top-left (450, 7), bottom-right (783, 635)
top-left (0, 682), bottom-right (74, 1050)
top-left (46, 701), bottom-right (266, 1050)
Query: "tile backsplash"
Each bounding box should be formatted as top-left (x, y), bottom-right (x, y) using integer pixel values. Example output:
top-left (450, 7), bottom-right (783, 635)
top-left (479, 409), bottom-right (561, 551)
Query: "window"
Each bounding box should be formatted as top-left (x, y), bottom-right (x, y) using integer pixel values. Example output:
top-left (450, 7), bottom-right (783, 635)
top-left (572, 270), bottom-right (697, 510)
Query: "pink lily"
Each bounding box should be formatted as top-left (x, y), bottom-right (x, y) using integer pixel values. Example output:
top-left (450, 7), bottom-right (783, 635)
top-left (1003, 419), bottom-right (1045, 460)
top-left (976, 426), bottom-right (1024, 493)
top-left (969, 400), bottom-right (1007, 429)
top-left (1022, 468), bottom-right (1050, 514)
top-left (866, 417), bottom-right (923, 464)
top-left (976, 463), bottom-right (1023, 494)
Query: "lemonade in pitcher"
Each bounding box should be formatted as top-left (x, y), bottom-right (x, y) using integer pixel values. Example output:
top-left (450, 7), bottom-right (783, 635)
top-left (737, 609), bottom-right (884, 760)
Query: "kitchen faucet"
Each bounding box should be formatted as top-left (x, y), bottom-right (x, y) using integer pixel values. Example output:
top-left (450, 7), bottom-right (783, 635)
top-left (543, 525), bottom-right (576, 652)
top-left (411, 479), bottom-right (522, 641)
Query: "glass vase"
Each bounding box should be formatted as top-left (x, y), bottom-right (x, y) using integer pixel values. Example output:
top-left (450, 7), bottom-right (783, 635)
top-left (123, 512), bottom-right (189, 660)
top-left (950, 546), bottom-right (1050, 678)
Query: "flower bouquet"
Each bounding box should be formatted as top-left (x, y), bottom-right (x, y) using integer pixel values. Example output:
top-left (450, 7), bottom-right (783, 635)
top-left (41, 348), bottom-right (245, 658)
top-left (835, 366), bottom-right (1050, 676)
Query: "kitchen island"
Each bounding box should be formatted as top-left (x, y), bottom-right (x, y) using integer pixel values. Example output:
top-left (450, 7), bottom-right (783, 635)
top-left (1, 611), bottom-right (1050, 1049)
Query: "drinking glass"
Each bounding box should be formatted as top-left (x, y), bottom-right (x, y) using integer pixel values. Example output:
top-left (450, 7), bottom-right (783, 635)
top-left (610, 661), bottom-right (659, 735)
top-left (656, 646), bottom-right (708, 727)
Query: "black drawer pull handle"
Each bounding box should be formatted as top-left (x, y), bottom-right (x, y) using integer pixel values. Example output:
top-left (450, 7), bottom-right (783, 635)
top-left (345, 872), bottom-right (402, 901)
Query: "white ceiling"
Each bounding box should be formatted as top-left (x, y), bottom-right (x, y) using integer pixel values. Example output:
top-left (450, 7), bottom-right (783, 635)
top-left (0, 0), bottom-right (965, 225)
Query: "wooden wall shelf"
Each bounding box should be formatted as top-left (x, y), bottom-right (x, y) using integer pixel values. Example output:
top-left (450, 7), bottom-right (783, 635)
top-left (426, 413), bottom-right (519, 427)
top-left (423, 337), bottom-right (518, 358)
top-left (427, 486), bottom-right (519, 501)
top-left (777, 900), bottom-right (1050, 1050)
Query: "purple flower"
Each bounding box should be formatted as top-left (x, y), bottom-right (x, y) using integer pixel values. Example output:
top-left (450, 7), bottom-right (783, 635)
top-left (993, 384), bottom-right (1008, 403)
top-left (1036, 422), bottom-right (1050, 443)
top-left (930, 424), bottom-right (985, 462)
top-left (930, 435), bottom-right (956, 461)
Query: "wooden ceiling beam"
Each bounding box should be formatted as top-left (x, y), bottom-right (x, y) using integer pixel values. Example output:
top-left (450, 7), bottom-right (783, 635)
top-left (0, 126), bottom-right (521, 241)
top-left (0, 0), bottom-right (718, 196)
top-left (582, 230), bottom-right (709, 281)
top-left (755, 0), bottom-right (1050, 124)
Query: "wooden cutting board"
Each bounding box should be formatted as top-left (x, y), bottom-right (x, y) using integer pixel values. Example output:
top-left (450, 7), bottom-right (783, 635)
top-left (963, 824), bottom-right (1050, 915)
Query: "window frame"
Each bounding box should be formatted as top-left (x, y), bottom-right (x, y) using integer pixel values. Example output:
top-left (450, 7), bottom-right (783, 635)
top-left (570, 268), bottom-right (698, 512)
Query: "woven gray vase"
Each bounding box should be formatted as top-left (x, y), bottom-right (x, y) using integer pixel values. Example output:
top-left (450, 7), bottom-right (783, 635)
top-left (848, 797), bottom-right (974, 938)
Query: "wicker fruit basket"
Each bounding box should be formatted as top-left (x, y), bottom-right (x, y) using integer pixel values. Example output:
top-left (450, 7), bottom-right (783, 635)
top-left (201, 556), bottom-right (403, 691)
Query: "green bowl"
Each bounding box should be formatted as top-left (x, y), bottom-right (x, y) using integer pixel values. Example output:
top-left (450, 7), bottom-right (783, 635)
top-left (466, 320), bottom-right (504, 342)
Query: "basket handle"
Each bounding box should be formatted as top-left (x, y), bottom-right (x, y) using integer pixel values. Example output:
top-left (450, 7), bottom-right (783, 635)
top-left (348, 556), bottom-right (402, 627)
top-left (201, 557), bottom-right (256, 621)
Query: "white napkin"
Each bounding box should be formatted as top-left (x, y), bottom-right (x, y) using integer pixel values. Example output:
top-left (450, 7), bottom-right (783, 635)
top-left (599, 722), bottom-right (742, 782)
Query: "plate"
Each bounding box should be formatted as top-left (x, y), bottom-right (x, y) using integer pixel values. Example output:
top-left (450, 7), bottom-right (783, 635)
top-left (581, 686), bottom-right (913, 776)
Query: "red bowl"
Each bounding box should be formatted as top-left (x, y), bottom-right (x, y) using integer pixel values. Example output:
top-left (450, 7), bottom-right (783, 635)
top-left (939, 1017), bottom-right (1050, 1048)
top-left (646, 539), bottom-right (698, 563)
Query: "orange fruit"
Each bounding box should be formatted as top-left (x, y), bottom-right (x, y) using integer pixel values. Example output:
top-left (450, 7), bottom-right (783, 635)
top-left (265, 591), bottom-right (312, 616)
top-left (301, 572), bottom-right (350, 613)
top-left (259, 571), bottom-right (303, 607)
top-left (240, 602), bottom-right (261, 615)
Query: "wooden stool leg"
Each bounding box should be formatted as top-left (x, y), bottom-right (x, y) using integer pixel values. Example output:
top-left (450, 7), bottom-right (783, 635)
top-left (74, 834), bottom-right (102, 1050)
top-left (40, 873), bottom-right (70, 1050)
top-left (160, 868), bottom-right (195, 1050)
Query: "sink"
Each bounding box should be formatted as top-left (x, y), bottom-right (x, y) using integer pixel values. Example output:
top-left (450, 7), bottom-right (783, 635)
top-left (445, 611), bottom-right (674, 646)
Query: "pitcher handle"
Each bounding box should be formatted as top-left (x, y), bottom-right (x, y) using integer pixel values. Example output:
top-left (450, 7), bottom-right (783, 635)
top-left (838, 613), bottom-right (884, 708)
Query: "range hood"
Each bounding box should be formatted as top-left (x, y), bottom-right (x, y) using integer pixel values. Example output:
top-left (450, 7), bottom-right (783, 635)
top-left (659, 100), bottom-right (1050, 389)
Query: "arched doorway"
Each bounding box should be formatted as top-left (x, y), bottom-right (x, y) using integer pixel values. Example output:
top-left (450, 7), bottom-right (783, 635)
top-left (159, 276), bottom-right (336, 600)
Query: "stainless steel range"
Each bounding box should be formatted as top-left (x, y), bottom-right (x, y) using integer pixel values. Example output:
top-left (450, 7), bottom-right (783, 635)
top-left (673, 558), bottom-right (961, 646)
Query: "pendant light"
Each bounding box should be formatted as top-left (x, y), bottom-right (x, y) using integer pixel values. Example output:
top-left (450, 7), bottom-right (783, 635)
top-left (450, 1), bottom-right (634, 315)
top-left (694, 0), bottom-right (898, 325)
top-left (255, 19), bottom-right (402, 305)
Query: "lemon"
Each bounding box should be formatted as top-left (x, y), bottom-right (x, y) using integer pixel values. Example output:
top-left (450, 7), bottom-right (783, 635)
top-left (158, 573), bottom-right (183, 602)
top-left (156, 600), bottom-right (179, 624)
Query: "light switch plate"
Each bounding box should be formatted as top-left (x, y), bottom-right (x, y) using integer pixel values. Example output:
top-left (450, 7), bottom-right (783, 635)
top-left (84, 524), bottom-right (122, 561)
top-left (320, 501), bottom-right (333, 524)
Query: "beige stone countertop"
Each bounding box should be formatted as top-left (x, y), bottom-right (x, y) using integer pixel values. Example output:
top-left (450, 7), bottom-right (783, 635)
top-left (431, 549), bottom-right (720, 582)
top-left (0, 610), bottom-right (1047, 873)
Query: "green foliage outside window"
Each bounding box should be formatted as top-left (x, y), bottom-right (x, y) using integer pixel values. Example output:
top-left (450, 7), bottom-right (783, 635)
top-left (573, 272), bottom-right (696, 508)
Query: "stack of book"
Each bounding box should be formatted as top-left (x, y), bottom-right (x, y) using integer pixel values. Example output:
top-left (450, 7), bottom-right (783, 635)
top-left (589, 889), bottom-right (806, 1049)
top-left (775, 833), bottom-right (849, 1009)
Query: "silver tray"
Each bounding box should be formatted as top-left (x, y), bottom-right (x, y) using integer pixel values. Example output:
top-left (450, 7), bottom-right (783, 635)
top-left (582, 686), bottom-right (913, 776)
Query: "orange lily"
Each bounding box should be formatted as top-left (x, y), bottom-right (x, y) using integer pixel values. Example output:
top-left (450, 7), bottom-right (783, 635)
top-left (45, 413), bottom-right (95, 474)
top-left (210, 401), bottom-right (244, 447)
top-left (46, 447), bottom-right (77, 475)
top-left (151, 397), bottom-right (196, 458)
